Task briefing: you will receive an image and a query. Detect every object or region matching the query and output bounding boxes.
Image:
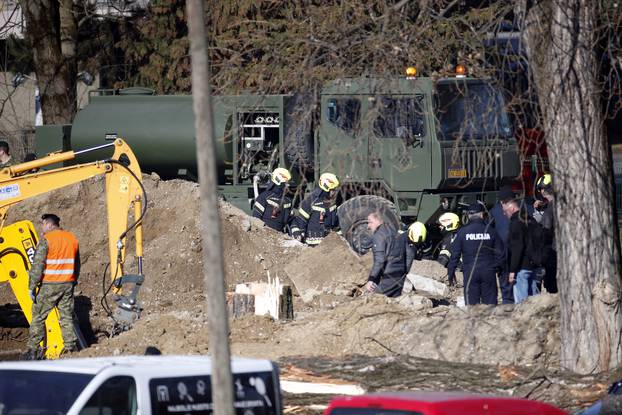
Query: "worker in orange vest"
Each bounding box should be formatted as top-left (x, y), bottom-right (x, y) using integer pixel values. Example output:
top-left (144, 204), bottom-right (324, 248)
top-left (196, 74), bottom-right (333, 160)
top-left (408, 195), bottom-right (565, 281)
top-left (23, 213), bottom-right (80, 359)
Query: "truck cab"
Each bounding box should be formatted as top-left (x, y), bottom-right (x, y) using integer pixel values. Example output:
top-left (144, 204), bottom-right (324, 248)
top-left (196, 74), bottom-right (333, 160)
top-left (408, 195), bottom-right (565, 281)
top-left (317, 74), bottom-right (520, 224)
top-left (0, 355), bottom-right (282, 415)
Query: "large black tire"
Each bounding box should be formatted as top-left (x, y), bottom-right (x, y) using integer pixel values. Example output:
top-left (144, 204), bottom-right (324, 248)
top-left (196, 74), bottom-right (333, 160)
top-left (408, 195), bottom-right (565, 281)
top-left (283, 92), bottom-right (315, 173)
top-left (338, 195), bottom-right (401, 255)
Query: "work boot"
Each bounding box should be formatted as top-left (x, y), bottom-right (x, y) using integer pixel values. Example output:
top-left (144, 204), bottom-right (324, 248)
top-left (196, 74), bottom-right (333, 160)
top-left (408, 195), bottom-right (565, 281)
top-left (20, 349), bottom-right (44, 361)
top-left (61, 343), bottom-right (78, 356)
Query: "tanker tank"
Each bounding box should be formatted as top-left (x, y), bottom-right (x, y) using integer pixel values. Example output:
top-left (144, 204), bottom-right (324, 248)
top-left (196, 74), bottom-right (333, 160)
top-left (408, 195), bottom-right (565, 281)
top-left (69, 89), bottom-right (295, 182)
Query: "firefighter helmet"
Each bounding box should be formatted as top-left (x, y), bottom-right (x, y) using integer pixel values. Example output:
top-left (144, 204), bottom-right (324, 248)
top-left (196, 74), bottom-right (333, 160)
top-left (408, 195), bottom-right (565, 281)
top-left (271, 167), bottom-right (291, 186)
top-left (438, 212), bottom-right (460, 231)
top-left (319, 173), bottom-right (340, 192)
top-left (408, 222), bottom-right (427, 244)
top-left (536, 174), bottom-right (553, 191)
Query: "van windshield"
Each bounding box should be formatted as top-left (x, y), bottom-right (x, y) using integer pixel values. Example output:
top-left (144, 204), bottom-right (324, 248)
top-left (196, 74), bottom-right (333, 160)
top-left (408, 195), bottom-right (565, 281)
top-left (0, 370), bottom-right (93, 414)
top-left (435, 81), bottom-right (513, 141)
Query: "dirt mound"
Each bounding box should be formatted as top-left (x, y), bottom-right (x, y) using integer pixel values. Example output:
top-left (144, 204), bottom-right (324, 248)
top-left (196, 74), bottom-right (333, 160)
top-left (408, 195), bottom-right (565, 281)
top-left (284, 233), bottom-right (372, 302)
top-left (0, 174), bottom-right (561, 371)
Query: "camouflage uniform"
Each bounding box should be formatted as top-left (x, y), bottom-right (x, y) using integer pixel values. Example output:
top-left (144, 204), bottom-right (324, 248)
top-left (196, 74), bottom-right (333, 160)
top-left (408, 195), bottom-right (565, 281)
top-left (27, 237), bottom-right (80, 353)
top-left (0, 157), bottom-right (15, 169)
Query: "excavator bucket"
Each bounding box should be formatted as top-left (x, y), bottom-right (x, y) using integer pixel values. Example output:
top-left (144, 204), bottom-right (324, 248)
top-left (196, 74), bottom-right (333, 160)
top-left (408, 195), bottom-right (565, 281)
top-left (0, 221), bottom-right (83, 359)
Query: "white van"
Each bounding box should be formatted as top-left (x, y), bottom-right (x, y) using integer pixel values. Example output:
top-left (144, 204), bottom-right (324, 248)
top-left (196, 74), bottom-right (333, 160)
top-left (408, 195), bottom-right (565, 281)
top-left (0, 355), bottom-right (282, 415)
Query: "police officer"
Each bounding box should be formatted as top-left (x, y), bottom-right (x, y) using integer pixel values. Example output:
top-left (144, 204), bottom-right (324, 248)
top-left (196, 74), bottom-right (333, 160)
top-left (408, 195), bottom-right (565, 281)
top-left (291, 172), bottom-right (340, 245)
top-left (24, 214), bottom-right (80, 359)
top-left (252, 167), bottom-right (293, 233)
top-left (436, 212), bottom-right (460, 285)
top-left (447, 203), bottom-right (504, 305)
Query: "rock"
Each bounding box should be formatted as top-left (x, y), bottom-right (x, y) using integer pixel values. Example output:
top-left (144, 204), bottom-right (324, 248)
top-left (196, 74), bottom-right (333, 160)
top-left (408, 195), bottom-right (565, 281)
top-left (241, 218), bottom-right (252, 232)
top-left (406, 273), bottom-right (450, 297)
top-left (280, 239), bottom-right (304, 248)
top-left (394, 294), bottom-right (433, 311)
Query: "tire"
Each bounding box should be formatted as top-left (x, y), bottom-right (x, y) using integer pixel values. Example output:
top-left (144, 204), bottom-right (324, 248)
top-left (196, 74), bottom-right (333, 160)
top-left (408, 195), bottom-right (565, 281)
top-left (283, 93), bottom-right (315, 173)
top-left (337, 195), bottom-right (400, 255)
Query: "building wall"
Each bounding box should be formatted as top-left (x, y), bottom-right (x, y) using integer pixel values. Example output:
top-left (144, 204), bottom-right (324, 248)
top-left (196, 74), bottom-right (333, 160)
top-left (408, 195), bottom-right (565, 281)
top-left (0, 71), bottom-right (99, 161)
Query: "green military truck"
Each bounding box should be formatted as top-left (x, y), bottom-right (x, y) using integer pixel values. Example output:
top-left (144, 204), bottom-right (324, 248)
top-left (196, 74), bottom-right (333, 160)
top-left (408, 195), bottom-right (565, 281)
top-left (35, 73), bottom-right (520, 252)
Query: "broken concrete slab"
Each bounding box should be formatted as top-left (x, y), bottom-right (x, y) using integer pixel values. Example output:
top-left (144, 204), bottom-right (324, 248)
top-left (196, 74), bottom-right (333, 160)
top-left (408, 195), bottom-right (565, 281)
top-left (406, 273), bottom-right (450, 297)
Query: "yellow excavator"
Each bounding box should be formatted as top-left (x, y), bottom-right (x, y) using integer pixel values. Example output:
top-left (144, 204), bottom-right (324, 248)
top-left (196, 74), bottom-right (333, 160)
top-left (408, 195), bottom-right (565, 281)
top-left (0, 138), bottom-right (146, 359)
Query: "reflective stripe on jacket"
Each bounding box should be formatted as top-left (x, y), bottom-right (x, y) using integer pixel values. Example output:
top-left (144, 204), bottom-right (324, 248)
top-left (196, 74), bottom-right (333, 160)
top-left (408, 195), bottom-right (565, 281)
top-left (42, 229), bottom-right (79, 283)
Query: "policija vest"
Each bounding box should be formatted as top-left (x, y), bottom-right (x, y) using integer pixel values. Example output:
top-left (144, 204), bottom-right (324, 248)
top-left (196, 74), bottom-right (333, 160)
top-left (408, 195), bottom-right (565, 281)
top-left (42, 229), bottom-right (79, 283)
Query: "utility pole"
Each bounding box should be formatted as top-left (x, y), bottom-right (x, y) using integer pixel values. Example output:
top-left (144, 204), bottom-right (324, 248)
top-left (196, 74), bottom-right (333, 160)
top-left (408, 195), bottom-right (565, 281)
top-left (187, 1), bottom-right (235, 414)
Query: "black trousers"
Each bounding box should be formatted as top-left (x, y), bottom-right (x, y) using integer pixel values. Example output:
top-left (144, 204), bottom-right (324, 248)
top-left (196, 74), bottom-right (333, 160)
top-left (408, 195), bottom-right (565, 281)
top-left (463, 268), bottom-right (498, 305)
top-left (378, 272), bottom-right (405, 298)
top-left (543, 251), bottom-right (558, 293)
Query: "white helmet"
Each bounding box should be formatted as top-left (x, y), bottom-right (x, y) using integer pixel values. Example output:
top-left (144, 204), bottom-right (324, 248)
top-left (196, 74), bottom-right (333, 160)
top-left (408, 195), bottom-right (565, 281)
top-left (271, 167), bottom-right (291, 185)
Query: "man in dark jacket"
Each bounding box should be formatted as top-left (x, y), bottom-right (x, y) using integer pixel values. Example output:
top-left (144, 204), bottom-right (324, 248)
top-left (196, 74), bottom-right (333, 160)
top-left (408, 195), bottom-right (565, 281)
top-left (489, 185), bottom-right (515, 304)
top-left (291, 173), bottom-right (340, 245)
top-left (253, 167), bottom-right (293, 232)
top-left (447, 203), bottom-right (504, 305)
top-left (365, 212), bottom-right (407, 297)
top-left (503, 198), bottom-right (539, 303)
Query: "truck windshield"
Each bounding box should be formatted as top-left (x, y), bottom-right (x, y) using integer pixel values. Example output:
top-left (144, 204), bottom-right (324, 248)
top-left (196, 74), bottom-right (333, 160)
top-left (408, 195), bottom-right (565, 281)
top-left (373, 96), bottom-right (425, 142)
top-left (0, 370), bottom-right (93, 414)
top-left (435, 81), bottom-right (513, 140)
top-left (329, 408), bottom-right (422, 415)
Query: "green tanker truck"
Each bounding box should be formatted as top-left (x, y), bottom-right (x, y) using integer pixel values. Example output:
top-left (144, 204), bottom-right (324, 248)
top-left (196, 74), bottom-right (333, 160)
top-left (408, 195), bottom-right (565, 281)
top-left (35, 72), bottom-right (520, 252)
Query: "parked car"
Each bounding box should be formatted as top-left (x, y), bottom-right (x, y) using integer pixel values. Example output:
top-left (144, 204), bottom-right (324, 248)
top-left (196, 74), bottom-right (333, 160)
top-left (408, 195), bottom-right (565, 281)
top-left (0, 355), bottom-right (282, 415)
top-left (323, 392), bottom-right (568, 415)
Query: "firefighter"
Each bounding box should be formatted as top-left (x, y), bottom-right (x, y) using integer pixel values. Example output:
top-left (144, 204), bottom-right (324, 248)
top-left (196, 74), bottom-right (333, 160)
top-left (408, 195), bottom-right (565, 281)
top-left (291, 172), bottom-right (340, 245)
top-left (447, 203), bottom-right (504, 305)
top-left (533, 173), bottom-right (557, 293)
top-left (405, 221), bottom-right (431, 267)
top-left (252, 167), bottom-right (293, 233)
top-left (436, 212), bottom-right (461, 285)
top-left (23, 214), bottom-right (80, 359)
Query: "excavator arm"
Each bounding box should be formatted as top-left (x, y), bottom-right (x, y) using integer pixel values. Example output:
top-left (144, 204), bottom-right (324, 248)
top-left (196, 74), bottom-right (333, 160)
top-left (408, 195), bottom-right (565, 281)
top-left (0, 139), bottom-right (146, 358)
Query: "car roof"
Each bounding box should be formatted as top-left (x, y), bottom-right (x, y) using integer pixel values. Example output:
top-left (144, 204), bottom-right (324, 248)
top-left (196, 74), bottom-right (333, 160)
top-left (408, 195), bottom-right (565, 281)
top-left (327, 392), bottom-right (568, 414)
top-left (0, 355), bottom-right (276, 376)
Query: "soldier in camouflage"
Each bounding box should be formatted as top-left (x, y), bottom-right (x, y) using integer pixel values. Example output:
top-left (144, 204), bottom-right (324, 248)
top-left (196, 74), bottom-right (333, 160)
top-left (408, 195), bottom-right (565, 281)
top-left (23, 214), bottom-right (81, 360)
top-left (0, 140), bottom-right (14, 168)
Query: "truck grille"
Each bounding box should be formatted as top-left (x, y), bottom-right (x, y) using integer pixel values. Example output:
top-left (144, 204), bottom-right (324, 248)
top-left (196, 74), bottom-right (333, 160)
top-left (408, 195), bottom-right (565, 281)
top-left (446, 147), bottom-right (503, 179)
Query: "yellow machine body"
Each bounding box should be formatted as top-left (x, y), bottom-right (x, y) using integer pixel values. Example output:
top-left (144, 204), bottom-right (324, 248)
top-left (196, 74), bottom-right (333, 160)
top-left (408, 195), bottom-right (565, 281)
top-left (0, 139), bottom-right (145, 358)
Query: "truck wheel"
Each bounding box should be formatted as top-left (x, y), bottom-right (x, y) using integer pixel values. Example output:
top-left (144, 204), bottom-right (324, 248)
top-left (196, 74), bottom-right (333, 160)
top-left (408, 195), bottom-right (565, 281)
top-left (338, 195), bottom-right (400, 255)
top-left (284, 93), bottom-right (314, 172)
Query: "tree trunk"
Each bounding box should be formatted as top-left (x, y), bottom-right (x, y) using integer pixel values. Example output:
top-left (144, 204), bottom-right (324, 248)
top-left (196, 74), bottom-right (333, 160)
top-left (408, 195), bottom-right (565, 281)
top-left (187, 1), bottom-right (235, 415)
top-left (520, 0), bottom-right (622, 373)
top-left (19, 0), bottom-right (76, 124)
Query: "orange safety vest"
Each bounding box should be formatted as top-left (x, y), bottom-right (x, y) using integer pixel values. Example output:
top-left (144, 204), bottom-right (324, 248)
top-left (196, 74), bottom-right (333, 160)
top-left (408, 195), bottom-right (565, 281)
top-left (42, 229), bottom-right (79, 283)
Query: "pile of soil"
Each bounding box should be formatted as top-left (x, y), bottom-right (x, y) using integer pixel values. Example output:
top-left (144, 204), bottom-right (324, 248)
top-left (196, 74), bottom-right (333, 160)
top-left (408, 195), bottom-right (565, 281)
top-left (0, 175), bottom-right (608, 411)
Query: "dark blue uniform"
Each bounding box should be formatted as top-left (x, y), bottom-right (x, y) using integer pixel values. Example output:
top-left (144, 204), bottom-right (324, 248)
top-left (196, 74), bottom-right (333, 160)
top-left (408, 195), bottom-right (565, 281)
top-left (447, 218), bottom-right (504, 305)
top-left (252, 183), bottom-right (292, 232)
top-left (291, 187), bottom-right (338, 245)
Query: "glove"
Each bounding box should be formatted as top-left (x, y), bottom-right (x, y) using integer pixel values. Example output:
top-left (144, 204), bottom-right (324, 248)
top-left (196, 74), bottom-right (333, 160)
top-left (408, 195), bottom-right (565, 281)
top-left (447, 274), bottom-right (456, 287)
top-left (29, 289), bottom-right (37, 304)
